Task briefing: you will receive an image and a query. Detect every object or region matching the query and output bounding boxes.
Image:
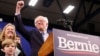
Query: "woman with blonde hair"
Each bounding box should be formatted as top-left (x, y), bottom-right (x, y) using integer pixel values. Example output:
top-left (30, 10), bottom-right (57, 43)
top-left (0, 23), bottom-right (16, 41)
top-left (0, 23), bottom-right (25, 56)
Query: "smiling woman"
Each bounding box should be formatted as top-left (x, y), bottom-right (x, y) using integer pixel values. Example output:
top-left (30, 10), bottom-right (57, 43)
top-left (0, 23), bottom-right (16, 41)
top-left (0, 23), bottom-right (26, 56)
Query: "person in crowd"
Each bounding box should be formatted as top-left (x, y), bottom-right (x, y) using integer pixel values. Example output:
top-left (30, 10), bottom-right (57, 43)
top-left (0, 23), bottom-right (25, 56)
top-left (1, 39), bottom-right (17, 56)
top-left (15, 35), bottom-right (21, 44)
top-left (15, 0), bottom-right (54, 56)
top-left (15, 34), bottom-right (25, 56)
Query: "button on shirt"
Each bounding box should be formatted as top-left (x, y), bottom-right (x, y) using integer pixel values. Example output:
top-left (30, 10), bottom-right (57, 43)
top-left (41, 31), bottom-right (49, 42)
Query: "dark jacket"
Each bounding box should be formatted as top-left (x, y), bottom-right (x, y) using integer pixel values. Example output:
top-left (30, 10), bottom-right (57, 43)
top-left (17, 43), bottom-right (26, 56)
top-left (14, 14), bottom-right (54, 56)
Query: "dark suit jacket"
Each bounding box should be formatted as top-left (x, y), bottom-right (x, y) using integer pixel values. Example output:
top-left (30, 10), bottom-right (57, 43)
top-left (14, 14), bottom-right (54, 56)
top-left (17, 43), bottom-right (26, 56)
top-left (38, 32), bottom-right (54, 56)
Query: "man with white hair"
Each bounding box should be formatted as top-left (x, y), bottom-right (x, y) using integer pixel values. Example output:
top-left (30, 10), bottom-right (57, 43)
top-left (14, 0), bottom-right (53, 56)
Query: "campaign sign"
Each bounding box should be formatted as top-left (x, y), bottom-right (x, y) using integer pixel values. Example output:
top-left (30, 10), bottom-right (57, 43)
top-left (53, 29), bottom-right (100, 56)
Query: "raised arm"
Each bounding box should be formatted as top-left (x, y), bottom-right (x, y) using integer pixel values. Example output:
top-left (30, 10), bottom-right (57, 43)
top-left (14, 1), bottom-right (30, 43)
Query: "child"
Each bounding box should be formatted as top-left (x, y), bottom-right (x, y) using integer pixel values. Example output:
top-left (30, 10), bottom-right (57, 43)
top-left (15, 35), bottom-right (26, 56)
top-left (1, 39), bottom-right (16, 56)
top-left (15, 35), bottom-right (21, 44)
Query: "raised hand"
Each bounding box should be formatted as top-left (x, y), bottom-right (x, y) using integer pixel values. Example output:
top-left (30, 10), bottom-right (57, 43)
top-left (15, 0), bottom-right (24, 14)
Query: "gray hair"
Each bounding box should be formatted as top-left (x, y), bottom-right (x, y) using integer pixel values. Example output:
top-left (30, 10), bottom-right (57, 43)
top-left (34, 16), bottom-right (49, 24)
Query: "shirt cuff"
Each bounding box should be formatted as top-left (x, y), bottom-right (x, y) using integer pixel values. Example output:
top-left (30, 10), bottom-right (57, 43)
top-left (15, 13), bottom-right (20, 15)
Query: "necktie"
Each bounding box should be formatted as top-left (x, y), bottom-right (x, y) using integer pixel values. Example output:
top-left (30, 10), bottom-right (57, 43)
top-left (41, 32), bottom-right (45, 41)
top-left (41, 32), bottom-right (44, 37)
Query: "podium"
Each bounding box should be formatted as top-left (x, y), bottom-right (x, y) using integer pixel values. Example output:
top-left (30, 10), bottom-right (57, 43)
top-left (53, 29), bottom-right (100, 56)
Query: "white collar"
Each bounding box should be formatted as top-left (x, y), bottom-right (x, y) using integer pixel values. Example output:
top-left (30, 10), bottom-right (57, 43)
top-left (40, 30), bottom-right (47, 34)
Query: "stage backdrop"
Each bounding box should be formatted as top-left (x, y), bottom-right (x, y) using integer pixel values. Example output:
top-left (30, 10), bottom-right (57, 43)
top-left (53, 28), bottom-right (100, 56)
